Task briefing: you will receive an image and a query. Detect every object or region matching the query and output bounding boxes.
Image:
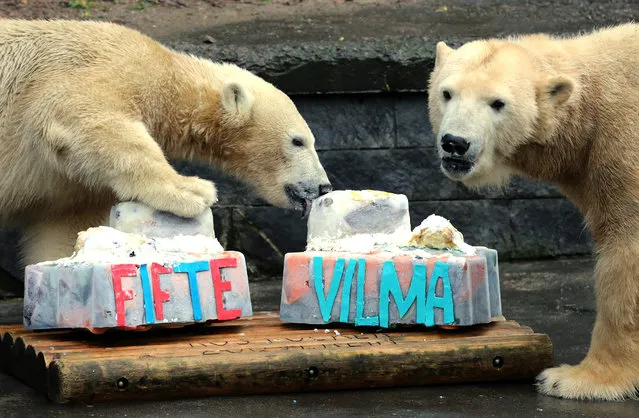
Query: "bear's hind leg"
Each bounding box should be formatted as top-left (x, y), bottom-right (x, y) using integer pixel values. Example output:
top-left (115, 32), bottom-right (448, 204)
top-left (536, 242), bottom-right (639, 401)
top-left (20, 210), bottom-right (109, 266)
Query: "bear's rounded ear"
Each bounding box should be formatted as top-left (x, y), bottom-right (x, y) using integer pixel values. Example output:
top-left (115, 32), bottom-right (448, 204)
top-left (221, 81), bottom-right (254, 125)
top-left (544, 75), bottom-right (575, 106)
top-left (435, 41), bottom-right (454, 68)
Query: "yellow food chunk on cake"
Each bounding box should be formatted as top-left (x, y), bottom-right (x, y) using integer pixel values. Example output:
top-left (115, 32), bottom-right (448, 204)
top-left (409, 214), bottom-right (470, 251)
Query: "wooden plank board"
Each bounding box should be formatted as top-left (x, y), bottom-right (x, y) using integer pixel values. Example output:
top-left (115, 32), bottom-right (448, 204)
top-left (0, 312), bottom-right (553, 404)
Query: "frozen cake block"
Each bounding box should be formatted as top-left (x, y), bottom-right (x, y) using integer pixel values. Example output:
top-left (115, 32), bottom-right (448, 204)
top-left (283, 189), bottom-right (501, 328)
top-left (110, 201), bottom-right (214, 238)
top-left (307, 190), bottom-right (411, 251)
top-left (23, 202), bottom-right (251, 333)
top-left (24, 251), bottom-right (252, 332)
top-left (280, 248), bottom-right (501, 327)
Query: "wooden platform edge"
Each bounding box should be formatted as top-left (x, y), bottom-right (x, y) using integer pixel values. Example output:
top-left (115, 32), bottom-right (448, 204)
top-left (0, 313), bottom-right (554, 404)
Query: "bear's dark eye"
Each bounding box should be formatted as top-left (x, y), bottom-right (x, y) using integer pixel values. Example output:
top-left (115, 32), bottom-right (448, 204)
top-left (490, 99), bottom-right (505, 111)
top-left (442, 90), bottom-right (452, 101)
top-left (292, 137), bottom-right (305, 147)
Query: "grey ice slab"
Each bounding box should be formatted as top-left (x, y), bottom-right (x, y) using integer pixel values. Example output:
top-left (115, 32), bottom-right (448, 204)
top-left (110, 201), bottom-right (215, 238)
top-left (307, 190), bottom-right (411, 242)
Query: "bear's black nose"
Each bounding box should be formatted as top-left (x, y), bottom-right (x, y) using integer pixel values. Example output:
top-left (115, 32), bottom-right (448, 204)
top-left (319, 184), bottom-right (333, 196)
top-left (441, 134), bottom-right (470, 156)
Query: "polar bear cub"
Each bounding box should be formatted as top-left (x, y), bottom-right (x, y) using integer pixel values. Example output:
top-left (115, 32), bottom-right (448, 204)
top-left (429, 23), bottom-right (639, 401)
top-left (0, 19), bottom-right (332, 266)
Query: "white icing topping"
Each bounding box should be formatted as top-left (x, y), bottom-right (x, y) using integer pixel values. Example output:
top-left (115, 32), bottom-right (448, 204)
top-left (39, 226), bottom-right (224, 266)
top-left (415, 214), bottom-right (454, 232)
top-left (306, 231), bottom-right (412, 254)
top-left (305, 189), bottom-right (476, 256)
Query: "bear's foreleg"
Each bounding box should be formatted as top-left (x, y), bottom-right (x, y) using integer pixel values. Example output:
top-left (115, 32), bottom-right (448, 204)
top-left (46, 117), bottom-right (217, 218)
top-left (536, 242), bottom-right (639, 401)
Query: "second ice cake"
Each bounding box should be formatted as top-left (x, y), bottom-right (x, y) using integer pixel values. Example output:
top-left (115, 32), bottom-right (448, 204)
top-left (280, 190), bottom-right (502, 328)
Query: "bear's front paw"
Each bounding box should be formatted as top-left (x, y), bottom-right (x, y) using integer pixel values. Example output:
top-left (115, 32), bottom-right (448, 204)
top-left (536, 363), bottom-right (639, 401)
top-left (142, 176), bottom-right (218, 218)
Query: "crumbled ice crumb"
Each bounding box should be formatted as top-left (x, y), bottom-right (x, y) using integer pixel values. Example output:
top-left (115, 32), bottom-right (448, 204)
top-left (314, 329), bottom-right (319, 333)
top-left (410, 214), bottom-right (475, 254)
top-left (324, 329), bottom-right (330, 333)
top-left (334, 330), bottom-right (341, 336)
top-left (39, 226), bottom-right (224, 266)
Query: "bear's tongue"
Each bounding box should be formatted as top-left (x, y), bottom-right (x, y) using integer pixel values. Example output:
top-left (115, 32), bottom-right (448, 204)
top-left (302, 199), bottom-right (313, 219)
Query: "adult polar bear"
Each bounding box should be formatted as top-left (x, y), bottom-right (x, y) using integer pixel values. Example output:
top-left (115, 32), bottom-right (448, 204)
top-left (0, 20), bottom-right (331, 266)
top-left (429, 24), bottom-right (639, 401)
